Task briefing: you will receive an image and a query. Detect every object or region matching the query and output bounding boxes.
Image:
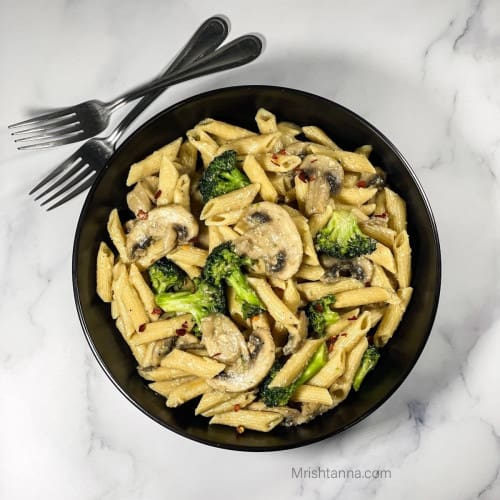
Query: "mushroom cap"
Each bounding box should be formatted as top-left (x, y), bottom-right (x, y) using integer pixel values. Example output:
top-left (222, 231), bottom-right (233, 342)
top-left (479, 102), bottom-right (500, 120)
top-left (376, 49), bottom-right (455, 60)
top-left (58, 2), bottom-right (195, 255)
top-left (126, 205), bottom-right (198, 260)
top-left (299, 154), bottom-right (344, 216)
top-left (200, 314), bottom-right (249, 365)
top-left (206, 316), bottom-right (275, 393)
top-left (234, 201), bottom-right (303, 280)
top-left (321, 256), bottom-right (374, 284)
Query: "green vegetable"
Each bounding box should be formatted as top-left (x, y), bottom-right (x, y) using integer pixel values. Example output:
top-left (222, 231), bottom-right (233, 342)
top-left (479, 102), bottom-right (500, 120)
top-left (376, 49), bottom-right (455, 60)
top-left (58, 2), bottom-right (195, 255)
top-left (260, 342), bottom-right (328, 407)
top-left (199, 150), bottom-right (250, 202)
top-left (352, 345), bottom-right (380, 391)
top-left (155, 278), bottom-right (226, 327)
top-left (305, 295), bottom-right (340, 337)
top-left (314, 210), bottom-right (376, 259)
top-left (148, 257), bottom-right (188, 294)
top-left (202, 241), bottom-right (265, 319)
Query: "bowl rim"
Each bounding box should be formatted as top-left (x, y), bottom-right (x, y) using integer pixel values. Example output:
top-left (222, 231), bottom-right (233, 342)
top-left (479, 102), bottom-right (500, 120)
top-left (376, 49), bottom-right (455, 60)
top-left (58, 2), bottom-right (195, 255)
top-left (72, 84), bottom-right (441, 451)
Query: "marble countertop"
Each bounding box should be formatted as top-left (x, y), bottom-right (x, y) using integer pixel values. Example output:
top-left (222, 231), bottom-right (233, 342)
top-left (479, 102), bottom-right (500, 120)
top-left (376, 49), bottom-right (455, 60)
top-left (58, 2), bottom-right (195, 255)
top-left (1, 1), bottom-right (499, 499)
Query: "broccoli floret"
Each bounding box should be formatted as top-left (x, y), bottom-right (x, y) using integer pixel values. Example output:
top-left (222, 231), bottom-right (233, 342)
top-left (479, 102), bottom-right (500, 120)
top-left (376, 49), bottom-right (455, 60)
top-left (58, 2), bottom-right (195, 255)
top-left (260, 342), bottom-right (328, 407)
top-left (198, 150), bottom-right (250, 202)
top-left (314, 210), bottom-right (376, 259)
top-left (148, 257), bottom-right (188, 294)
top-left (202, 242), bottom-right (265, 319)
top-left (155, 278), bottom-right (226, 327)
top-left (305, 295), bottom-right (340, 337)
top-left (352, 345), bottom-right (380, 391)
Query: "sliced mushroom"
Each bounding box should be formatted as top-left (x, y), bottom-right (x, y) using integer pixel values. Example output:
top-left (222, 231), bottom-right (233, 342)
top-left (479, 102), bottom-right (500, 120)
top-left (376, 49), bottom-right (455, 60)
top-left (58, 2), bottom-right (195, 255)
top-left (233, 202), bottom-right (303, 280)
top-left (126, 176), bottom-right (158, 216)
top-left (321, 256), bottom-right (373, 284)
top-left (203, 315), bottom-right (275, 393)
top-left (200, 314), bottom-right (249, 365)
top-left (298, 154), bottom-right (344, 216)
top-left (126, 204), bottom-right (198, 260)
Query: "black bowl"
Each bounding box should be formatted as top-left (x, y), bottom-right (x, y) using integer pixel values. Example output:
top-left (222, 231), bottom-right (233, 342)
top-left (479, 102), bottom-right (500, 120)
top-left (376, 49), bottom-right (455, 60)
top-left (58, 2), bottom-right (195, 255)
top-left (73, 85), bottom-right (441, 451)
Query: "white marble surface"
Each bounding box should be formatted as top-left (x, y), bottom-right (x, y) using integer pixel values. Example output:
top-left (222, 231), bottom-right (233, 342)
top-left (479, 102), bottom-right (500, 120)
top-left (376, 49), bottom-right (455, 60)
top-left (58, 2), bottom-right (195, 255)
top-left (1, 0), bottom-right (500, 499)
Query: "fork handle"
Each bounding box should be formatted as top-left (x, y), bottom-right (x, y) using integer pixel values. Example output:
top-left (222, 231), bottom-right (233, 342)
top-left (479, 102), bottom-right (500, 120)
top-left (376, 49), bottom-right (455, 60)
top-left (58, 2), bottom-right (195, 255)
top-left (108, 16), bottom-right (229, 146)
top-left (108, 34), bottom-right (263, 111)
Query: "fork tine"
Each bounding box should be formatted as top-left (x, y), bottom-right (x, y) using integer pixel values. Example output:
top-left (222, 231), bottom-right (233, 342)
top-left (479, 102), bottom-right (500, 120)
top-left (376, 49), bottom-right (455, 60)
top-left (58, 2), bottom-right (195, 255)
top-left (17, 131), bottom-right (86, 150)
top-left (46, 174), bottom-right (96, 211)
top-left (40, 166), bottom-right (93, 206)
top-left (33, 158), bottom-right (86, 200)
top-left (10, 116), bottom-right (79, 137)
top-left (14, 123), bottom-right (82, 144)
top-left (8, 110), bottom-right (76, 130)
top-left (29, 156), bottom-right (83, 196)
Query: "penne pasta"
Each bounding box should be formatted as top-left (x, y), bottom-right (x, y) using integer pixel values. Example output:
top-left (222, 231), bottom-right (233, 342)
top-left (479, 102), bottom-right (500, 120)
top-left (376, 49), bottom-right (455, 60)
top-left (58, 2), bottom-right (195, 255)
top-left (96, 242), bottom-right (114, 302)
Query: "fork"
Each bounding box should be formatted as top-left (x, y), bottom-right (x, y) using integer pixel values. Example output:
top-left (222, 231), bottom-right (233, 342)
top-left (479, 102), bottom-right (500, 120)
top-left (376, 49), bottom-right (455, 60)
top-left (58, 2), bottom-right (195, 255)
top-left (9, 31), bottom-right (261, 150)
top-left (28, 15), bottom-right (230, 211)
top-left (31, 43), bottom-right (265, 212)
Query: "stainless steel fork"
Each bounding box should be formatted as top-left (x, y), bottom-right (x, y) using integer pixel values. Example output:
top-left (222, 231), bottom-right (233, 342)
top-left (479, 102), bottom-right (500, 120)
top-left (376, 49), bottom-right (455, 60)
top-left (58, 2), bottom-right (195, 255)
top-left (10, 31), bottom-right (261, 150)
top-left (29, 16), bottom-right (230, 210)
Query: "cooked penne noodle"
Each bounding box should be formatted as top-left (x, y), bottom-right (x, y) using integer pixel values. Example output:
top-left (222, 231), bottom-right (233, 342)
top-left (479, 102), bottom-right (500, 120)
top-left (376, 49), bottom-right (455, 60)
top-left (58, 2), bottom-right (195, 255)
top-left (166, 378), bottom-right (210, 408)
top-left (370, 264), bottom-right (395, 291)
top-left (296, 279), bottom-right (364, 302)
top-left (302, 126), bottom-right (340, 149)
top-left (255, 108), bottom-right (278, 134)
top-left (292, 215), bottom-right (320, 266)
top-left (126, 137), bottom-right (182, 186)
top-left (201, 391), bottom-right (257, 417)
top-left (295, 264), bottom-right (325, 281)
top-left (336, 186), bottom-right (378, 206)
top-left (149, 376), bottom-right (197, 398)
top-left (167, 245), bottom-right (208, 268)
top-left (334, 286), bottom-right (399, 308)
top-left (138, 366), bottom-right (189, 382)
top-left (131, 314), bottom-right (194, 345)
top-left (242, 155), bottom-right (278, 202)
top-left (258, 152), bottom-right (302, 173)
top-left (156, 155), bottom-right (179, 206)
top-left (195, 390), bottom-right (234, 415)
top-left (200, 184), bottom-right (260, 220)
top-left (204, 209), bottom-right (245, 226)
top-left (197, 118), bottom-right (256, 141)
top-left (209, 410), bottom-right (284, 432)
top-left (107, 209), bottom-right (129, 263)
top-left (128, 263), bottom-right (160, 321)
top-left (217, 132), bottom-right (280, 155)
top-left (96, 242), bottom-right (114, 302)
top-left (385, 187), bottom-right (407, 233)
top-left (367, 242), bottom-right (397, 274)
top-left (186, 128), bottom-right (219, 166)
top-left (290, 385), bottom-right (333, 405)
top-left (394, 230), bottom-right (411, 288)
top-left (247, 277), bottom-right (299, 326)
top-left (177, 140), bottom-right (198, 176)
top-left (173, 174), bottom-right (191, 210)
top-left (360, 220), bottom-right (397, 247)
top-left (161, 349), bottom-right (225, 379)
top-left (269, 339), bottom-right (323, 388)
top-left (374, 287), bottom-right (413, 347)
top-left (308, 203), bottom-right (334, 237)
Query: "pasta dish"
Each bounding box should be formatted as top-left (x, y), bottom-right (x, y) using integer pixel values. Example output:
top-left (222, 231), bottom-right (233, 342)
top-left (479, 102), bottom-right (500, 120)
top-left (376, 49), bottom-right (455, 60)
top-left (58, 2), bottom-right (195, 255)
top-left (96, 108), bottom-right (412, 432)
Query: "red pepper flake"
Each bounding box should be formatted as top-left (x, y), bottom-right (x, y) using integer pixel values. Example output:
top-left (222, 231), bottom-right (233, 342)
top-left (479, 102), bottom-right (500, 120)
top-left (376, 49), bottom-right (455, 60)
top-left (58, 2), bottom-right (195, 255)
top-left (310, 159), bottom-right (318, 163)
top-left (152, 307), bottom-right (162, 315)
top-left (340, 332), bottom-right (348, 337)
top-left (314, 303), bottom-right (324, 313)
top-left (271, 153), bottom-right (279, 161)
top-left (356, 180), bottom-right (367, 188)
top-left (175, 328), bottom-right (187, 336)
top-left (365, 281), bottom-right (371, 287)
top-left (234, 404), bottom-right (241, 412)
top-left (327, 336), bottom-right (337, 352)
top-left (138, 324), bottom-right (146, 332)
top-left (189, 236), bottom-right (199, 244)
top-left (374, 212), bottom-right (387, 218)
top-left (236, 425), bottom-right (245, 434)
top-left (279, 149), bottom-right (287, 155)
top-left (298, 171), bottom-right (308, 183)
top-left (181, 321), bottom-right (189, 329)
top-left (347, 315), bottom-right (358, 321)
top-left (137, 209), bottom-right (148, 220)
top-left (154, 190), bottom-right (162, 199)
